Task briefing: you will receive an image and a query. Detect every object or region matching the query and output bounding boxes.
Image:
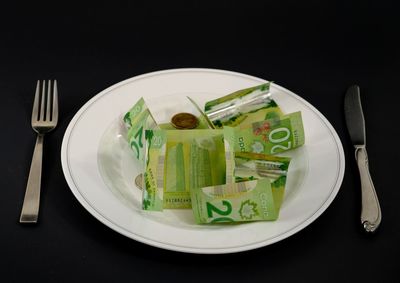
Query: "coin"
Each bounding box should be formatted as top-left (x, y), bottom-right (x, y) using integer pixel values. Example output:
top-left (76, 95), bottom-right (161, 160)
top-left (171, 113), bottom-right (199, 129)
top-left (135, 174), bottom-right (143, 190)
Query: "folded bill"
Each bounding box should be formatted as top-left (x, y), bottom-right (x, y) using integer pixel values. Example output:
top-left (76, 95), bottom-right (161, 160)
top-left (204, 83), bottom-right (283, 128)
top-left (229, 111), bottom-right (305, 155)
top-left (234, 152), bottom-right (290, 182)
top-left (190, 152), bottom-right (290, 223)
top-left (143, 129), bottom-right (227, 210)
top-left (124, 98), bottom-right (158, 164)
top-left (142, 130), bottom-right (165, 211)
top-left (191, 179), bottom-right (279, 223)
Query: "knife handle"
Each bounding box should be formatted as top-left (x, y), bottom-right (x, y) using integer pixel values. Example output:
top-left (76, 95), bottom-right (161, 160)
top-left (355, 146), bottom-right (382, 232)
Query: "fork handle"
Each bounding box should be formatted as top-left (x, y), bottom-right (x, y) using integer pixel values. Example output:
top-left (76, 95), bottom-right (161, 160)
top-left (20, 134), bottom-right (44, 223)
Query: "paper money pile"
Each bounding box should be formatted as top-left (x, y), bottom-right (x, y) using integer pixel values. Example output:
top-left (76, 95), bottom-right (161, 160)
top-left (124, 82), bottom-right (305, 223)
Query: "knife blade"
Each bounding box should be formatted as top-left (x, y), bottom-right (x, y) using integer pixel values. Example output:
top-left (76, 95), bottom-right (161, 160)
top-left (344, 85), bottom-right (366, 146)
top-left (344, 85), bottom-right (382, 232)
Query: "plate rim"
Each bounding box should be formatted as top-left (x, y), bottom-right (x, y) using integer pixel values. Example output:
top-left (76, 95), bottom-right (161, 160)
top-left (61, 68), bottom-right (345, 254)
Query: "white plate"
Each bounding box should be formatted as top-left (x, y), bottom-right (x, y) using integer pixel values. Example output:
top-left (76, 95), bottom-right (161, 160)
top-left (61, 68), bottom-right (345, 254)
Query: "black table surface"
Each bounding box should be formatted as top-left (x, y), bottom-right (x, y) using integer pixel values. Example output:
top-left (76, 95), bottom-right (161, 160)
top-left (1, 1), bottom-right (399, 282)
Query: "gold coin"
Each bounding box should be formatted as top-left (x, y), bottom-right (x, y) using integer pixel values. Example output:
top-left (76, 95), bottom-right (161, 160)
top-left (135, 174), bottom-right (143, 190)
top-left (171, 113), bottom-right (199, 129)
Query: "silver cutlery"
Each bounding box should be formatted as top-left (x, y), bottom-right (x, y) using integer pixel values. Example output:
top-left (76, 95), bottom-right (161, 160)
top-left (344, 85), bottom-right (381, 232)
top-left (20, 80), bottom-right (59, 223)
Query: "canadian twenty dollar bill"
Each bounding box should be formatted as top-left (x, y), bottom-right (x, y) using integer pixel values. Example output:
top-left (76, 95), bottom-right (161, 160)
top-left (204, 83), bottom-right (283, 128)
top-left (229, 111), bottom-right (305, 155)
top-left (234, 152), bottom-right (290, 182)
top-left (124, 98), bottom-right (158, 164)
top-left (190, 152), bottom-right (290, 223)
top-left (191, 179), bottom-right (280, 223)
top-left (143, 129), bottom-right (228, 210)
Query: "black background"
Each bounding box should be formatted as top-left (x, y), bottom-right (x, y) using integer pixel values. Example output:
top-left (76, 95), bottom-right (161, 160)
top-left (1, 1), bottom-right (399, 282)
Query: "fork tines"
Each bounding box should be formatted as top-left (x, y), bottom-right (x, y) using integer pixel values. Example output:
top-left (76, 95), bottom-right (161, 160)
top-left (32, 80), bottom-right (58, 123)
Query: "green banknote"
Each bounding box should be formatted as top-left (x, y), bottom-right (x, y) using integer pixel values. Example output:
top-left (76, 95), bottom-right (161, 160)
top-left (190, 152), bottom-right (291, 223)
top-left (204, 83), bottom-right (283, 128)
top-left (143, 129), bottom-right (227, 210)
top-left (234, 152), bottom-right (291, 213)
top-left (222, 127), bottom-right (237, 184)
top-left (234, 152), bottom-right (290, 182)
top-left (230, 111), bottom-right (305, 155)
top-left (124, 98), bottom-right (158, 163)
top-left (143, 130), bottom-right (166, 211)
top-left (191, 178), bottom-right (281, 224)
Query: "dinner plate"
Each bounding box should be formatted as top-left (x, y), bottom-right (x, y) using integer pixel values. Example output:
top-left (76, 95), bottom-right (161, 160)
top-left (61, 68), bottom-right (345, 254)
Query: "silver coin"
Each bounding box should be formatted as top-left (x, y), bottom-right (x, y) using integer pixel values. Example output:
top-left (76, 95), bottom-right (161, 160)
top-left (135, 174), bottom-right (143, 190)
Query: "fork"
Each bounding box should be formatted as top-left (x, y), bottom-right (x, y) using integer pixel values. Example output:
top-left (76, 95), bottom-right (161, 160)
top-left (20, 80), bottom-right (58, 223)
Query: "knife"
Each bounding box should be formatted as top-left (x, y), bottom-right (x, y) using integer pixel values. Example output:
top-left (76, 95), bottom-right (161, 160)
top-left (344, 85), bottom-right (382, 232)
